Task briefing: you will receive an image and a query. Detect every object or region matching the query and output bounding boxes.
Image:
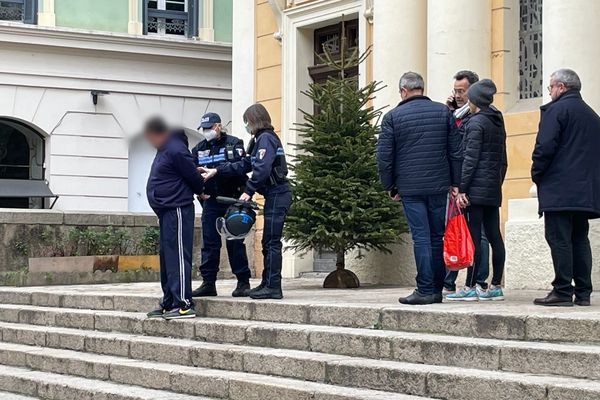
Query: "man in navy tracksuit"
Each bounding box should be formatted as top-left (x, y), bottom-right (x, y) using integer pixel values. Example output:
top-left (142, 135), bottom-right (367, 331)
top-left (190, 112), bottom-right (252, 298)
top-left (144, 117), bottom-right (205, 320)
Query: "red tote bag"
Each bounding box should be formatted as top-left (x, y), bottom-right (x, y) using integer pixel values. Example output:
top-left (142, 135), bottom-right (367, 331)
top-left (443, 197), bottom-right (475, 271)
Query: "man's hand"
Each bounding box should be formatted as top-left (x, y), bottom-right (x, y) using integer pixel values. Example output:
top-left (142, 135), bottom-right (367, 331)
top-left (457, 193), bottom-right (470, 208)
top-left (239, 193), bottom-right (252, 202)
top-left (388, 191), bottom-right (401, 202)
top-left (198, 193), bottom-right (210, 201)
top-left (446, 94), bottom-right (456, 110)
top-left (198, 167), bottom-right (217, 181)
top-left (449, 186), bottom-right (459, 197)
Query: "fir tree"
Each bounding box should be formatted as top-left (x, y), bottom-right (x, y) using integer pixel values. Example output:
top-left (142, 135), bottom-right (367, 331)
top-left (284, 26), bottom-right (407, 288)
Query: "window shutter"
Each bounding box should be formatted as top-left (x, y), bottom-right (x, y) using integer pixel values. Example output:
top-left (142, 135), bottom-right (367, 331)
top-left (187, 0), bottom-right (199, 38)
top-left (22, 0), bottom-right (37, 24)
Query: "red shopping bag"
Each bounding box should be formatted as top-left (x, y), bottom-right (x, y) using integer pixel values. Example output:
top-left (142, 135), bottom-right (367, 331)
top-left (443, 197), bottom-right (475, 271)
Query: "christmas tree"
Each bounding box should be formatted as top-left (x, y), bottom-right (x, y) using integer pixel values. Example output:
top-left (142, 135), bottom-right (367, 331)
top-left (284, 25), bottom-right (407, 288)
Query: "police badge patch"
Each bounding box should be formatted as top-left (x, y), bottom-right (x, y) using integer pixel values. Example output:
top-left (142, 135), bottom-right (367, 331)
top-left (258, 149), bottom-right (266, 160)
top-left (237, 148), bottom-right (244, 157)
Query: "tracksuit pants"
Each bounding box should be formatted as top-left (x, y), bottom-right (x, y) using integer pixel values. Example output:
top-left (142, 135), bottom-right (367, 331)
top-left (158, 204), bottom-right (194, 310)
top-left (200, 198), bottom-right (251, 283)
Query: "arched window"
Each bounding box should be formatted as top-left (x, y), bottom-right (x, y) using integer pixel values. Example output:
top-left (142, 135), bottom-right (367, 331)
top-left (519, 0), bottom-right (543, 99)
top-left (0, 119), bottom-right (47, 208)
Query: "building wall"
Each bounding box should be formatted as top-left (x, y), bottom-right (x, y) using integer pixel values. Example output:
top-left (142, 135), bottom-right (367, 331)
top-left (54, 0), bottom-right (129, 33)
top-left (213, 0), bottom-right (233, 42)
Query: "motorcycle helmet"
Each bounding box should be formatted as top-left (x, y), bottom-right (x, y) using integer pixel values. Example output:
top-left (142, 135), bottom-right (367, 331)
top-left (215, 197), bottom-right (257, 240)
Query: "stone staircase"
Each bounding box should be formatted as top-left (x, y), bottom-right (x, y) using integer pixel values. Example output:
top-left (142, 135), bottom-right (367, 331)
top-left (0, 285), bottom-right (599, 399)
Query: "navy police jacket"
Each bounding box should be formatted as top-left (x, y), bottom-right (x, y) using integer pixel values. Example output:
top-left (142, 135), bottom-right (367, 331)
top-left (377, 95), bottom-right (462, 196)
top-left (191, 133), bottom-right (247, 198)
top-left (146, 130), bottom-right (204, 212)
top-left (217, 129), bottom-right (289, 196)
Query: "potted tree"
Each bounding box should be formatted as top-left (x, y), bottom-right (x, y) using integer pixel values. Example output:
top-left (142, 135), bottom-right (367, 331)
top-left (285, 28), bottom-right (406, 288)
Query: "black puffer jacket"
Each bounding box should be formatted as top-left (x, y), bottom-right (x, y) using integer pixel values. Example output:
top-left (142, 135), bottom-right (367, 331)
top-left (459, 107), bottom-right (508, 207)
top-left (377, 95), bottom-right (462, 196)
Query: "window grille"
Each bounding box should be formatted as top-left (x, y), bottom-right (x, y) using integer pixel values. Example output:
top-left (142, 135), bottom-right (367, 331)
top-left (0, 0), bottom-right (36, 24)
top-left (519, 0), bottom-right (543, 99)
top-left (143, 0), bottom-right (198, 38)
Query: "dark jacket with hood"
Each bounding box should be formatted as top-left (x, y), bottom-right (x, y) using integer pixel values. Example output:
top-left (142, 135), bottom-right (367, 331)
top-left (459, 107), bottom-right (508, 207)
top-left (532, 90), bottom-right (600, 218)
top-left (146, 130), bottom-right (205, 212)
top-left (377, 95), bottom-right (462, 196)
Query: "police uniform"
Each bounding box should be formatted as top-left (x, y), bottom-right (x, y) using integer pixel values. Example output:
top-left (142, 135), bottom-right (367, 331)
top-left (191, 127), bottom-right (251, 288)
top-left (217, 128), bottom-right (291, 298)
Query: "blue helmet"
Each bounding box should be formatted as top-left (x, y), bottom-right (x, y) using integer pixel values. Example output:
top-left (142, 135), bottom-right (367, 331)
top-left (215, 197), bottom-right (257, 240)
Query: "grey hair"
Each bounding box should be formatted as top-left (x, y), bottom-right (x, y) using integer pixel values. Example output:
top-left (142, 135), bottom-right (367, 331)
top-left (399, 72), bottom-right (425, 91)
top-left (551, 69), bottom-right (582, 91)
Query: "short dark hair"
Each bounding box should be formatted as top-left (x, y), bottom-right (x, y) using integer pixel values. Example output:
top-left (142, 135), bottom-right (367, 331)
top-left (144, 116), bottom-right (168, 135)
top-left (454, 70), bottom-right (479, 85)
top-left (243, 103), bottom-right (274, 135)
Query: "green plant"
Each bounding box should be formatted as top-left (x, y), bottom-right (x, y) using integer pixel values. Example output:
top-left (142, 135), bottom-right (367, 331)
top-left (139, 226), bottom-right (160, 255)
top-left (11, 240), bottom-right (29, 257)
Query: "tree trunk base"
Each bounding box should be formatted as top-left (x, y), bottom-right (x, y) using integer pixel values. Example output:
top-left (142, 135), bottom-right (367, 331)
top-left (323, 268), bottom-right (360, 289)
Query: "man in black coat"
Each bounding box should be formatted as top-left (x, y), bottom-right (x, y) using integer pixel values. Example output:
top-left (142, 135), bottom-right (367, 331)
top-left (532, 69), bottom-right (600, 307)
top-left (377, 72), bottom-right (462, 305)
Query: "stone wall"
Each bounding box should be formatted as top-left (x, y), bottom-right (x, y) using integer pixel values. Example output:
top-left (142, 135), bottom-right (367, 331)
top-left (0, 209), bottom-right (255, 285)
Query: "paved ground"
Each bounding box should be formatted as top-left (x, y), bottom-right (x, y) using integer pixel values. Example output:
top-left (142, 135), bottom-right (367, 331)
top-left (4, 278), bottom-right (599, 317)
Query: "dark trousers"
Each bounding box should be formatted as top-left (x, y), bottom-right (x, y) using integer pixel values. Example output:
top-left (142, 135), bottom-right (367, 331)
top-left (544, 211), bottom-right (593, 300)
top-left (465, 205), bottom-right (505, 287)
top-left (261, 190), bottom-right (292, 289)
top-left (444, 227), bottom-right (490, 290)
top-left (401, 194), bottom-right (447, 295)
top-left (200, 198), bottom-right (251, 283)
top-left (158, 204), bottom-right (194, 310)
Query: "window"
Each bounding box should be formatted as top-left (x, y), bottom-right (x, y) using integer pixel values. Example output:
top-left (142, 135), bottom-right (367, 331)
top-left (519, 0), bottom-right (543, 99)
top-left (0, 0), bottom-right (37, 24)
top-left (143, 0), bottom-right (198, 38)
top-left (309, 19), bottom-right (359, 84)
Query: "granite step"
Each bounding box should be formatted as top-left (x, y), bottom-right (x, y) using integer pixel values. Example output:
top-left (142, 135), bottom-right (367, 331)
top-left (2, 340), bottom-right (600, 400)
top-left (1, 319), bottom-right (600, 381)
top-left (1, 288), bottom-right (599, 343)
top-left (0, 342), bottom-right (429, 400)
top-left (0, 391), bottom-right (39, 400)
top-left (0, 364), bottom-right (212, 400)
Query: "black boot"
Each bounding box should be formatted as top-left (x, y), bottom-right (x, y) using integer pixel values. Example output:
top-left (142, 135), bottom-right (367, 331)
top-left (399, 290), bottom-right (436, 305)
top-left (575, 297), bottom-right (591, 306)
top-left (533, 290), bottom-right (573, 307)
top-left (248, 282), bottom-right (266, 295)
top-left (249, 286), bottom-right (283, 300)
top-left (192, 281), bottom-right (217, 297)
top-left (232, 280), bottom-right (251, 297)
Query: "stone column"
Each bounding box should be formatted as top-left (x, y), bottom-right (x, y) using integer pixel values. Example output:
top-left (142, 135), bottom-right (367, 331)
top-left (128, 0), bottom-right (142, 35)
top-left (38, 0), bottom-right (55, 27)
top-left (199, 0), bottom-right (215, 42)
top-left (372, 0), bottom-right (427, 114)
top-left (543, 0), bottom-right (600, 112)
top-left (426, 0), bottom-right (492, 104)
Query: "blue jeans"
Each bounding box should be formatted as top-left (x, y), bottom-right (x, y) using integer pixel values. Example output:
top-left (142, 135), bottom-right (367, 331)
top-left (199, 198), bottom-right (251, 283)
top-left (401, 194), bottom-right (447, 295)
top-left (444, 227), bottom-right (490, 290)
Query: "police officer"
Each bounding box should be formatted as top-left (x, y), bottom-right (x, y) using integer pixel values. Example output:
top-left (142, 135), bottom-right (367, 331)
top-left (200, 104), bottom-right (291, 300)
top-left (191, 112), bottom-right (252, 298)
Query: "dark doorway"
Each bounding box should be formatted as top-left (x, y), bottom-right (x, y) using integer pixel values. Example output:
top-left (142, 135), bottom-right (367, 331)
top-left (0, 119), bottom-right (45, 208)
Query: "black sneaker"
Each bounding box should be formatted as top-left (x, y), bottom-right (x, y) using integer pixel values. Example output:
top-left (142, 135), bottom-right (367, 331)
top-left (249, 282), bottom-right (266, 295)
top-left (146, 308), bottom-right (165, 318)
top-left (232, 281), bottom-right (251, 297)
top-left (533, 291), bottom-right (573, 307)
top-left (433, 293), bottom-right (443, 304)
top-left (399, 290), bottom-right (436, 305)
top-left (192, 281), bottom-right (217, 297)
top-left (163, 307), bottom-right (196, 320)
top-left (249, 286), bottom-right (283, 300)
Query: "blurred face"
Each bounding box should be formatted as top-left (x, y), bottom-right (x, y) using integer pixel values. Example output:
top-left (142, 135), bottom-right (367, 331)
top-left (453, 78), bottom-right (471, 107)
top-left (145, 130), bottom-right (169, 149)
top-left (548, 78), bottom-right (567, 101)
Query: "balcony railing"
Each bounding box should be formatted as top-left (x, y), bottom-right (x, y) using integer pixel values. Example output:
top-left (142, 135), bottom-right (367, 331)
top-left (142, 0), bottom-right (198, 38)
top-left (0, 0), bottom-right (36, 24)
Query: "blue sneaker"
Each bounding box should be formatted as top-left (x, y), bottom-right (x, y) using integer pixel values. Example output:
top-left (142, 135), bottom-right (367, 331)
top-left (478, 285), bottom-right (505, 301)
top-left (446, 286), bottom-right (478, 302)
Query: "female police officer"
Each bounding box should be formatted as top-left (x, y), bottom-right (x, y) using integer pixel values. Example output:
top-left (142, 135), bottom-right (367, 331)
top-left (200, 104), bottom-right (291, 300)
top-left (191, 112), bottom-right (252, 298)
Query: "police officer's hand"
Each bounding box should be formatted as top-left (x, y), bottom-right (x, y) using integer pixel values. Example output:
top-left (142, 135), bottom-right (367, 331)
top-left (198, 167), bottom-right (217, 181)
top-left (239, 193), bottom-right (252, 202)
top-left (198, 193), bottom-right (210, 200)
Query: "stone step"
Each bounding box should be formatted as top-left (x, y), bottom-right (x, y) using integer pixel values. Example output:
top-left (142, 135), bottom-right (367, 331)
top-left (0, 392), bottom-right (38, 400)
top-left (1, 288), bottom-right (599, 343)
top-left (2, 318), bottom-right (600, 381)
top-left (0, 364), bottom-right (212, 400)
top-left (2, 340), bottom-right (600, 400)
top-left (0, 305), bottom-right (600, 379)
top-left (0, 342), bottom-right (429, 400)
